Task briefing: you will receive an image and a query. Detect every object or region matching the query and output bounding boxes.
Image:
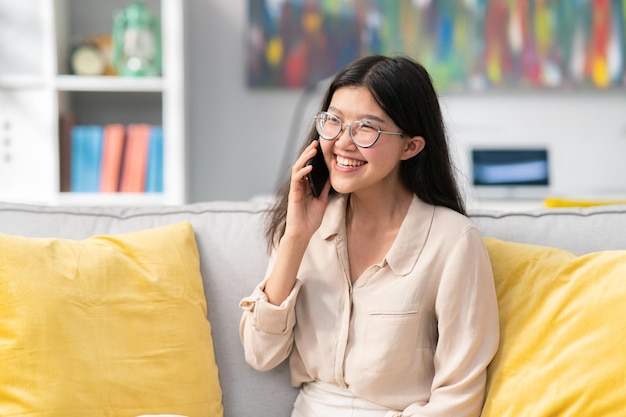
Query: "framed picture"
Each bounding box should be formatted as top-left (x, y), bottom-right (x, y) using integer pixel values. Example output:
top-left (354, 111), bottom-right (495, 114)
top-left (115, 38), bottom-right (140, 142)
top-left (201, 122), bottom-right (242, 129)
top-left (247, 0), bottom-right (626, 91)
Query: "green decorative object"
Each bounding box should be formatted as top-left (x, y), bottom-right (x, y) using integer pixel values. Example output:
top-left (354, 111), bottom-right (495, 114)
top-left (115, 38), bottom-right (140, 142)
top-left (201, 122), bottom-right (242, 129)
top-left (111, 1), bottom-right (161, 77)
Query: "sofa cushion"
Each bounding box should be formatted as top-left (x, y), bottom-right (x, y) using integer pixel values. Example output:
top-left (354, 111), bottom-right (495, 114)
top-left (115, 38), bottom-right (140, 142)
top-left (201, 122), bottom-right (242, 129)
top-left (482, 238), bottom-right (626, 416)
top-left (0, 221), bottom-right (223, 417)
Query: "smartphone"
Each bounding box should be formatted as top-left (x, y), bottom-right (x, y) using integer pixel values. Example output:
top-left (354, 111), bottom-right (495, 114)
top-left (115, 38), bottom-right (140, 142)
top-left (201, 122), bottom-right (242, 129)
top-left (305, 141), bottom-right (329, 197)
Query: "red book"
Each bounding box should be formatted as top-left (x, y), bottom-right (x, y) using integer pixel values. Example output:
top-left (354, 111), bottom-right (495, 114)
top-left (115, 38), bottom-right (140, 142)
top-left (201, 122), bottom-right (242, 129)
top-left (99, 124), bottom-right (126, 192)
top-left (119, 123), bottom-right (150, 192)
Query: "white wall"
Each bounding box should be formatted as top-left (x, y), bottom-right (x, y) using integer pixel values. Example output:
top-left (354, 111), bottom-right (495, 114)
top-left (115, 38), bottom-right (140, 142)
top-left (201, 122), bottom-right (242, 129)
top-left (187, 1), bottom-right (298, 202)
top-left (186, 1), bottom-right (626, 203)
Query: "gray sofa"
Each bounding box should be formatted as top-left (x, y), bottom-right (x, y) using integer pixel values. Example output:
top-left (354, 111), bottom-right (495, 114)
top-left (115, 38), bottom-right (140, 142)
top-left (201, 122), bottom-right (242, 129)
top-left (1, 199), bottom-right (626, 417)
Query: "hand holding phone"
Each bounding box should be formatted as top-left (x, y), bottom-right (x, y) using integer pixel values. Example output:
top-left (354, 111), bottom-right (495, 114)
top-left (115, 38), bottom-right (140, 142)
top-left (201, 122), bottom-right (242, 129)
top-left (305, 141), bottom-right (329, 197)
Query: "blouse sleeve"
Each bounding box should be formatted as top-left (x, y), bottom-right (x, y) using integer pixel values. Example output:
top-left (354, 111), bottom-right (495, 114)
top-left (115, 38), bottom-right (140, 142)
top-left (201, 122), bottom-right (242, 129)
top-left (239, 254), bottom-right (302, 372)
top-left (405, 227), bottom-right (500, 417)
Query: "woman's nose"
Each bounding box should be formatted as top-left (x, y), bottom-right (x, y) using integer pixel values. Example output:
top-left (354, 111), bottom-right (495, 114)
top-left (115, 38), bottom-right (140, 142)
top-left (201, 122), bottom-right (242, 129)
top-left (335, 124), bottom-right (356, 148)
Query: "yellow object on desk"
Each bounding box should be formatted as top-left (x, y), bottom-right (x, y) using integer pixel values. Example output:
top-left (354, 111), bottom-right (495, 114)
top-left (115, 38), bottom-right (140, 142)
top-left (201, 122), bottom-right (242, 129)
top-left (544, 197), bottom-right (626, 208)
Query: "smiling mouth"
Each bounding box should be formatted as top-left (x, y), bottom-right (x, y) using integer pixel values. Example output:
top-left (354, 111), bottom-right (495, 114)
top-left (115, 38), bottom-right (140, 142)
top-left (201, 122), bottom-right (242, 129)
top-left (336, 155), bottom-right (365, 168)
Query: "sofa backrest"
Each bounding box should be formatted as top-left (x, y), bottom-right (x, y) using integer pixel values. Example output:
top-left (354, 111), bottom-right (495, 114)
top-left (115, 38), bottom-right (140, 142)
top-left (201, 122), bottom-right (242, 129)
top-left (469, 204), bottom-right (626, 254)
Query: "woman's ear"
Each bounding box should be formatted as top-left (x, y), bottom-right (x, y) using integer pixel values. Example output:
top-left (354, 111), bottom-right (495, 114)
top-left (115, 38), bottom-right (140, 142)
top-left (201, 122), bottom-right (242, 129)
top-left (401, 136), bottom-right (426, 160)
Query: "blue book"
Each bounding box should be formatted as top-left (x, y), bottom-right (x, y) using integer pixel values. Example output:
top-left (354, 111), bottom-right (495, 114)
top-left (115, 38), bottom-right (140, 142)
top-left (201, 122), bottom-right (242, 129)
top-left (145, 125), bottom-right (163, 193)
top-left (70, 125), bottom-right (104, 192)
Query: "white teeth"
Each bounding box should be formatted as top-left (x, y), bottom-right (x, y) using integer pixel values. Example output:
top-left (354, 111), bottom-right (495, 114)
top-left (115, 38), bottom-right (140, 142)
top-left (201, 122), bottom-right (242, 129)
top-left (336, 156), bottom-right (365, 168)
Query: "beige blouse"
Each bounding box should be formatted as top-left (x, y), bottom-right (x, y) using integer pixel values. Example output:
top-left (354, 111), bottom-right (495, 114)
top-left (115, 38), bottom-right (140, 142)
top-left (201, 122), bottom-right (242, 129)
top-left (240, 195), bottom-right (499, 417)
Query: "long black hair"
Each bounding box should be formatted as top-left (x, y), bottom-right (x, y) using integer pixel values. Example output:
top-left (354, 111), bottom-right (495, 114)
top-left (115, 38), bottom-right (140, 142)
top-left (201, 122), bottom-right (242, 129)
top-left (266, 54), bottom-right (465, 249)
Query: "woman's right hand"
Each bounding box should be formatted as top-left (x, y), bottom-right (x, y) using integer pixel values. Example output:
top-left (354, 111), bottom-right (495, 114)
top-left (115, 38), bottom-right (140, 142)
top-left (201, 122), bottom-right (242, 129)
top-left (284, 140), bottom-right (331, 242)
top-left (264, 141), bottom-right (330, 305)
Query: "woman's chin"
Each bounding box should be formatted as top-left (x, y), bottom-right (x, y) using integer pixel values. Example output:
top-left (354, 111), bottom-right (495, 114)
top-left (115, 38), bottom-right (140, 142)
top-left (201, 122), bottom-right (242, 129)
top-left (329, 179), bottom-right (355, 195)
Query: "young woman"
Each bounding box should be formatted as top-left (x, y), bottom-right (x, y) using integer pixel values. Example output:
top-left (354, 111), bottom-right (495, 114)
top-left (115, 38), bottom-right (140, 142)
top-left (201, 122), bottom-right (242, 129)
top-left (240, 55), bottom-right (499, 417)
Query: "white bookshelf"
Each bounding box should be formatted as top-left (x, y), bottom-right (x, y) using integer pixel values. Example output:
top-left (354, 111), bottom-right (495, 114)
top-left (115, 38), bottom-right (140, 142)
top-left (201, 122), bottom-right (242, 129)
top-left (0, 0), bottom-right (186, 206)
top-left (55, 75), bottom-right (165, 92)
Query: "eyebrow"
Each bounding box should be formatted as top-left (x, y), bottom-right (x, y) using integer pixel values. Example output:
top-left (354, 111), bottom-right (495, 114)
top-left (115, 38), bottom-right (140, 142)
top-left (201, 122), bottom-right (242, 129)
top-left (327, 107), bottom-right (387, 124)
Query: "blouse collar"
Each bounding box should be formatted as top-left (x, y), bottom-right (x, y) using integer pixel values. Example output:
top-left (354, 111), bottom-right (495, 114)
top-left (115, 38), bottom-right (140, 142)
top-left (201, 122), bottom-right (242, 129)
top-left (318, 194), bottom-right (435, 276)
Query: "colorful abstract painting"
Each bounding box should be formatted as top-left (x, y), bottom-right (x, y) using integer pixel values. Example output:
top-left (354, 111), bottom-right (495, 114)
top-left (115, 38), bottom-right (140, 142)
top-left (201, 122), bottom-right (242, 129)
top-left (247, 0), bottom-right (626, 91)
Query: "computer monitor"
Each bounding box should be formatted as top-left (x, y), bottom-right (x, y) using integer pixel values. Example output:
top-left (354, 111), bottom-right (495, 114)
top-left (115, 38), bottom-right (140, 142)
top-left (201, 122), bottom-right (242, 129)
top-left (472, 148), bottom-right (549, 186)
top-left (470, 148), bottom-right (550, 200)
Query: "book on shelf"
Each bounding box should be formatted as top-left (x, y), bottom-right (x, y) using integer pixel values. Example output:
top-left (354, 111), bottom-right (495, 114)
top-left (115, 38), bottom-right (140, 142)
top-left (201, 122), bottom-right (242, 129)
top-left (119, 123), bottom-right (151, 193)
top-left (70, 125), bottom-right (104, 192)
top-left (145, 125), bottom-right (163, 193)
top-left (58, 113), bottom-right (76, 192)
top-left (64, 123), bottom-right (163, 194)
top-left (99, 124), bottom-right (126, 192)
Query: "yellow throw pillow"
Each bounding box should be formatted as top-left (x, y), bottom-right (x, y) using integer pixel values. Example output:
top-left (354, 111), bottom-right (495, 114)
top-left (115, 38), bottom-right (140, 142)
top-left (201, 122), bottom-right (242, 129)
top-left (0, 222), bottom-right (223, 417)
top-left (482, 238), bottom-right (626, 417)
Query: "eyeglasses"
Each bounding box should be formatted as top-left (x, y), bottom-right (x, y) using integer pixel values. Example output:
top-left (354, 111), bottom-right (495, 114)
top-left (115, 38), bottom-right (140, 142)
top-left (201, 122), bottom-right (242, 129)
top-left (314, 111), bottom-right (404, 148)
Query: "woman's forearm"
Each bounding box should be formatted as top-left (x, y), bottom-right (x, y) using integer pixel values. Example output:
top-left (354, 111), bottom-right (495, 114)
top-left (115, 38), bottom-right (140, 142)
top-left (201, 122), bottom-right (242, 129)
top-left (263, 234), bottom-right (310, 305)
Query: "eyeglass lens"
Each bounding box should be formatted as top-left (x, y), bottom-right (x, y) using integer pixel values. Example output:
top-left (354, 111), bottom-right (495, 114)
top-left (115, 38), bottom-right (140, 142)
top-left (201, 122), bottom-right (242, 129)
top-left (315, 113), bottom-right (379, 147)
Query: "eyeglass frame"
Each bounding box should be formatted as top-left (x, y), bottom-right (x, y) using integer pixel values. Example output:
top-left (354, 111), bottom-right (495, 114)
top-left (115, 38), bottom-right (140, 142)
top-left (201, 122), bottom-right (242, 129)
top-left (314, 111), bottom-right (405, 148)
